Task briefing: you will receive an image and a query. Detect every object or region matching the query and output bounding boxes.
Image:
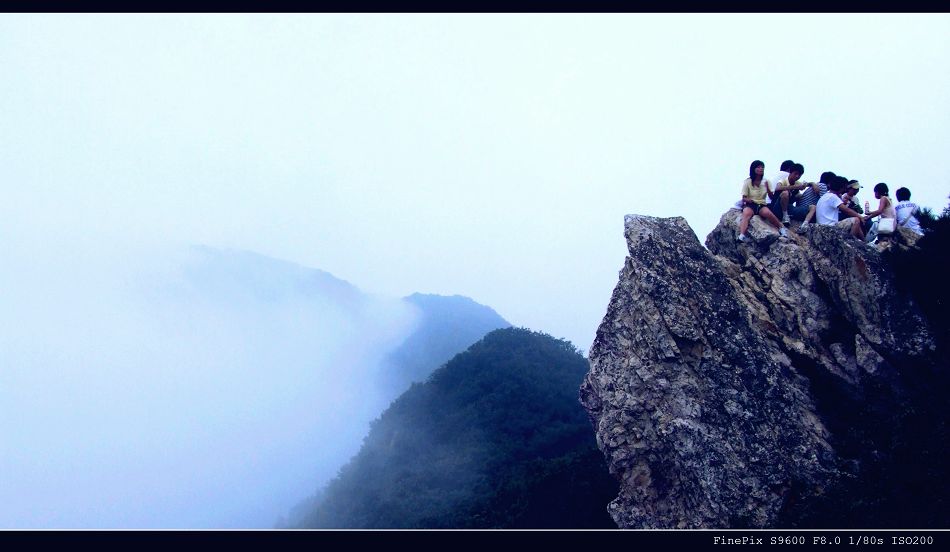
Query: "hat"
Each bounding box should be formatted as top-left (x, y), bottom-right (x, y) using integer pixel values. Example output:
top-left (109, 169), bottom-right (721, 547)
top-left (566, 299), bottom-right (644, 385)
top-left (849, 180), bottom-right (862, 190)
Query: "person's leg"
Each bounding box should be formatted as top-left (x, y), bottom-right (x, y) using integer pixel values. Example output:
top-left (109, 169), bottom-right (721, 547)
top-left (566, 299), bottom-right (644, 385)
top-left (789, 203), bottom-right (810, 221)
top-left (804, 205), bottom-right (816, 224)
top-left (791, 204), bottom-right (811, 233)
top-left (739, 207), bottom-right (754, 235)
top-left (865, 221), bottom-right (878, 243)
top-left (760, 206), bottom-right (784, 230)
top-left (769, 194), bottom-right (782, 220)
top-left (780, 191), bottom-right (790, 222)
top-left (852, 217), bottom-right (865, 240)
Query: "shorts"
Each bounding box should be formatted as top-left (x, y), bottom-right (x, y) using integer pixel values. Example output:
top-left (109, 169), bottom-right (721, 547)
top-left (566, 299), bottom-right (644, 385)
top-left (744, 202), bottom-right (768, 215)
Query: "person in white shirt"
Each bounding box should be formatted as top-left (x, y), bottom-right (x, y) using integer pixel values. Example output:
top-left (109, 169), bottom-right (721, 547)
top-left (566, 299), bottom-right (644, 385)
top-left (769, 159), bottom-right (795, 203)
top-left (816, 176), bottom-right (870, 241)
top-left (894, 187), bottom-right (925, 235)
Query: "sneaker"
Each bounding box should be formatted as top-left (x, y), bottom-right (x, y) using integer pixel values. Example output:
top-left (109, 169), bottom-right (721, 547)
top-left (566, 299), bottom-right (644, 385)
top-left (737, 233), bottom-right (748, 242)
top-left (779, 227), bottom-right (789, 238)
top-left (782, 213), bottom-right (790, 226)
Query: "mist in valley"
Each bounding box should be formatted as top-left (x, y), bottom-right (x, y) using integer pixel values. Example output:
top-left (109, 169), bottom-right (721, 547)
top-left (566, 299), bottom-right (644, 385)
top-left (0, 238), bottom-right (420, 527)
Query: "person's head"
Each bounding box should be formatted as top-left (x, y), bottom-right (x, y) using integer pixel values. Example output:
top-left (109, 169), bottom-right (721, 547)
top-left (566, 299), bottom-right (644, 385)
top-left (829, 176), bottom-right (848, 195)
top-left (874, 182), bottom-right (889, 199)
top-left (780, 160), bottom-right (795, 172)
top-left (847, 180), bottom-right (861, 197)
top-left (749, 160), bottom-right (765, 181)
top-left (789, 163), bottom-right (804, 183)
top-left (819, 171), bottom-right (837, 184)
top-left (896, 187), bottom-right (911, 201)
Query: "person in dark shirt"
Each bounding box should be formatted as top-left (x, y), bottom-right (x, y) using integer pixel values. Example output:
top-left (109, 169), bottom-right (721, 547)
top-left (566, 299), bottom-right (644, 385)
top-left (839, 179), bottom-right (864, 221)
top-left (838, 176), bottom-right (871, 222)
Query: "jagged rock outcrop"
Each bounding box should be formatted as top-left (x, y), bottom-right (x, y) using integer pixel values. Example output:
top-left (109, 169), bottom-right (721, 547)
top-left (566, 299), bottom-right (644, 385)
top-left (581, 211), bottom-right (947, 528)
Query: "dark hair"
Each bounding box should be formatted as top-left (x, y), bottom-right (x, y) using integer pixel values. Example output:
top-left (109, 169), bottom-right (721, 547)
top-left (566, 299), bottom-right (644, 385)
top-left (820, 171), bottom-right (836, 184)
top-left (791, 163), bottom-right (805, 176)
top-left (830, 176), bottom-right (848, 192)
top-left (874, 182), bottom-right (889, 196)
top-left (896, 187), bottom-right (911, 201)
top-left (849, 179), bottom-right (859, 185)
top-left (780, 160), bottom-right (795, 172)
top-left (749, 160), bottom-right (765, 181)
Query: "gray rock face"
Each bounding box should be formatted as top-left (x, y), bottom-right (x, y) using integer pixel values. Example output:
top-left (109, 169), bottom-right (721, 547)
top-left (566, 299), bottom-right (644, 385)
top-left (581, 212), bottom-right (943, 528)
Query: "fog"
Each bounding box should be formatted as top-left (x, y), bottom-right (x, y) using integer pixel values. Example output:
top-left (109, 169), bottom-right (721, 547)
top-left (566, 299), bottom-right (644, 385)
top-left (0, 236), bottom-right (419, 527)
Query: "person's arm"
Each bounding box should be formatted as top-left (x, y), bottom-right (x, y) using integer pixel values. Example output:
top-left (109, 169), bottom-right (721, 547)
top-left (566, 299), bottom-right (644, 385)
top-left (866, 197), bottom-right (889, 218)
top-left (776, 181), bottom-right (808, 193)
top-left (839, 203), bottom-right (868, 220)
top-left (765, 181), bottom-right (774, 200)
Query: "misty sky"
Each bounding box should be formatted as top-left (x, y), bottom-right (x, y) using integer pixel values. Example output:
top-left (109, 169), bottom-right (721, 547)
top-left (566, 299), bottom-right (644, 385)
top-left (2, 14), bottom-right (950, 528)
top-left (3, 14), bottom-right (950, 350)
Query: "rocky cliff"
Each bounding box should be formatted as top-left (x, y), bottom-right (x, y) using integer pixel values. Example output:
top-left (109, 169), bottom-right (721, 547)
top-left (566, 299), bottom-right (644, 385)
top-left (580, 210), bottom-right (948, 528)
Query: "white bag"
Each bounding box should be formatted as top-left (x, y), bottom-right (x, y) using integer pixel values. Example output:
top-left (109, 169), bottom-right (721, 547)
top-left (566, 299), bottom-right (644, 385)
top-left (878, 218), bottom-right (896, 234)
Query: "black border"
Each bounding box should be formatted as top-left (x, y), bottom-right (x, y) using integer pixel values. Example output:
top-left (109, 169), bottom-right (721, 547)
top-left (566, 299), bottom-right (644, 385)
top-left (1, 1), bottom-right (942, 13)
top-left (0, 529), bottom-right (947, 549)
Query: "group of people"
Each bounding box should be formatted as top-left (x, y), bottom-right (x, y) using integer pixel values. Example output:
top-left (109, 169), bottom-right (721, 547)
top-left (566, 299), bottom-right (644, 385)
top-left (736, 159), bottom-right (925, 243)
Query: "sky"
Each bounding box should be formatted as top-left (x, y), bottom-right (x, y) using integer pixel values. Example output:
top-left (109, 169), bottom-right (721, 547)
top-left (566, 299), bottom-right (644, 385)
top-left (2, 14), bottom-right (950, 527)
top-left (3, 14), bottom-right (950, 350)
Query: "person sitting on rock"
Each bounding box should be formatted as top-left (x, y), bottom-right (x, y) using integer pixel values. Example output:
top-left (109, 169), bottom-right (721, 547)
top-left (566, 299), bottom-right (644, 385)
top-left (817, 176), bottom-right (869, 241)
top-left (770, 159), bottom-right (795, 193)
top-left (839, 180), bottom-right (864, 221)
top-left (789, 170), bottom-right (833, 233)
top-left (865, 183), bottom-right (897, 221)
top-left (863, 183), bottom-right (898, 242)
top-left (772, 163), bottom-right (811, 226)
top-left (894, 187), bottom-right (925, 235)
top-left (737, 160), bottom-right (788, 242)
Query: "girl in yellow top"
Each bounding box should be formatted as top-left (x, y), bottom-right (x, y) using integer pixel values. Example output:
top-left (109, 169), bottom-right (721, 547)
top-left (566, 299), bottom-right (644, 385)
top-left (738, 160), bottom-right (788, 242)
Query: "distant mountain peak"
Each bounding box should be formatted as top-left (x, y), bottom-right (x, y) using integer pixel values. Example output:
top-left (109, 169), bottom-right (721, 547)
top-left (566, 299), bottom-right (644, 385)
top-left (182, 245), bottom-right (362, 305)
top-left (381, 293), bottom-right (511, 392)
